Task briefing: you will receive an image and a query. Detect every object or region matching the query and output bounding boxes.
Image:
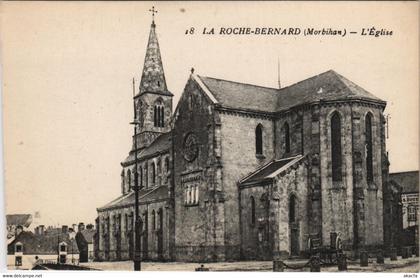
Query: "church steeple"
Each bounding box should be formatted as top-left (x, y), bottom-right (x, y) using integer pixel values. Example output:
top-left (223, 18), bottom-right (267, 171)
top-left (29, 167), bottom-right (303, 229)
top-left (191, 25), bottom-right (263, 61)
top-left (133, 8), bottom-right (173, 151)
top-left (139, 14), bottom-right (172, 96)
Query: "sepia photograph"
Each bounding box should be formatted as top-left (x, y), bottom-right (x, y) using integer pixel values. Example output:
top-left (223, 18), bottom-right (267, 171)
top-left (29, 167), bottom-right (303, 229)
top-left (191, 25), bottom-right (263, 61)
top-left (0, 1), bottom-right (418, 274)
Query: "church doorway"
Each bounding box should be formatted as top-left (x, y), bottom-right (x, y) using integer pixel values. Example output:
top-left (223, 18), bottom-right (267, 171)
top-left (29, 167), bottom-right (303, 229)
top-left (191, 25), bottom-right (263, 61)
top-left (157, 208), bottom-right (164, 259)
top-left (289, 195), bottom-right (300, 257)
top-left (128, 230), bottom-right (133, 260)
top-left (116, 234), bottom-right (121, 260)
top-left (142, 213), bottom-right (148, 260)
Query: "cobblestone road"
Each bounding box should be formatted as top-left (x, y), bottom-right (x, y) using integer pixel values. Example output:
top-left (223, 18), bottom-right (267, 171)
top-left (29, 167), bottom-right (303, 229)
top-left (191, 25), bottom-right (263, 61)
top-left (80, 256), bottom-right (419, 272)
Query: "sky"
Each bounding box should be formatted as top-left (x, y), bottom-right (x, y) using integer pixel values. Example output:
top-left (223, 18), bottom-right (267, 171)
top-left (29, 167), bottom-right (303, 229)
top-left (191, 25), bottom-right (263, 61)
top-left (1, 2), bottom-right (418, 227)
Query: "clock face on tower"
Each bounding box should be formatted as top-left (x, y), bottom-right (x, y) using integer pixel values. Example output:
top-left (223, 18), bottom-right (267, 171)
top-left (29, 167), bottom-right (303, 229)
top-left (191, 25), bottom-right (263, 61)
top-left (183, 133), bottom-right (199, 162)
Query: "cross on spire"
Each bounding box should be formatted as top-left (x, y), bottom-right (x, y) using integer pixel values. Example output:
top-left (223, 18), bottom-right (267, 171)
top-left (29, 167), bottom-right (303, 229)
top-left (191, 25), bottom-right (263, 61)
top-left (149, 6), bottom-right (158, 23)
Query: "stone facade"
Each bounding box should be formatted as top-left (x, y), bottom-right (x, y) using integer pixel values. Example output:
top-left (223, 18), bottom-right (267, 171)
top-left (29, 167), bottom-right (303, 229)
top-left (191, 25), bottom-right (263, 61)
top-left (240, 158), bottom-right (309, 259)
top-left (96, 19), bottom-right (396, 262)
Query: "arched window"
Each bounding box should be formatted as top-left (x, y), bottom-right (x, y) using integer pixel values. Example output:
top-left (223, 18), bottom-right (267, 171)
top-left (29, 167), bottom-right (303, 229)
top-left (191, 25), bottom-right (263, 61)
top-left (152, 210), bottom-right (156, 231)
top-left (152, 162), bottom-right (156, 185)
top-left (139, 167), bottom-right (143, 189)
top-left (184, 186), bottom-right (188, 204)
top-left (331, 112), bottom-right (342, 181)
top-left (158, 106), bottom-right (162, 126)
top-left (365, 113), bottom-right (373, 183)
top-left (137, 101), bottom-right (142, 123)
top-left (195, 185), bottom-right (199, 204)
top-left (189, 94), bottom-right (193, 111)
top-left (165, 157), bottom-right (170, 173)
top-left (154, 100), bottom-right (164, 128)
top-left (121, 170), bottom-right (125, 193)
top-left (284, 122), bottom-right (290, 153)
top-left (187, 185), bottom-right (191, 204)
top-left (144, 163), bottom-right (148, 188)
top-left (160, 107), bottom-right (164, 127)
top-left (289, 195), bottom-right (296, 223)
top-left (154, 106), bottom-right (158, 127)
top-left (127, 169), bottom-right (132, 191)
top-left (250, 196), bottom-right (256, 225)
top-left (124, 214), bottom-right (128, 232)
top-left (255, 124), bottom-right (263, 155)
top-left (191, 185), bottom-right (195, 204)
top-left (158, 208), bottom-right (163, 231)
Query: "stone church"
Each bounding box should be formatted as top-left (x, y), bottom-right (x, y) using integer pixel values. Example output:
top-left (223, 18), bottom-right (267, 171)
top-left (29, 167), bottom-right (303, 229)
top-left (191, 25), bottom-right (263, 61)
top-left (96, 18), bottom-right (397, 262)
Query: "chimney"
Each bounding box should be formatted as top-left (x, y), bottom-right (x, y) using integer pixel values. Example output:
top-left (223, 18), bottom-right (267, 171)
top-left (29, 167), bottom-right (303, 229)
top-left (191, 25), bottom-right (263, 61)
top-left (78, 222), bottom-right (85, 232)
top-left (15, 225), bottom-right (23, 236)
top-left (39, 225), bottom-right (45, 235)
top-left (62, 225), bottom-right (68, 234)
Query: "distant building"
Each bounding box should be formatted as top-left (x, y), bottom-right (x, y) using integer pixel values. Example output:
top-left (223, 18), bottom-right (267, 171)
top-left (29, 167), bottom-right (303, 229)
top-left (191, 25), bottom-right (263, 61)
top-left (390, 171), bottom-right (419, 228)
top-left (6, 214), bottom-right (33, 239)
top-left (75, 223), bottom-right (96, 262)
top-left (389, 171), bottom-right (419, 247)
top-left (7, 226), bottom-right (79, 270)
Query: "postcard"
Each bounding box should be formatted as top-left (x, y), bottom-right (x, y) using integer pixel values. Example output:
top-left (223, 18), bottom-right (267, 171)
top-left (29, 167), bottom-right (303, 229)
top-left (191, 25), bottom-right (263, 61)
top-left (1, 1), bottom-right (418, 274)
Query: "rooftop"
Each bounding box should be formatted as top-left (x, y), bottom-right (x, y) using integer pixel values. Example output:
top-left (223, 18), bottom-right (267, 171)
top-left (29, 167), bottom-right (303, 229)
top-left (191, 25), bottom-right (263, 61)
top-left (98, 185), bottom-right (169, 211)
top-left (6, 214), bottom-right (32, 227)
top-left (122, 131), bottom-right (171, 165)
top-left (389, 171), bottom-right (419, 194)
top-left (240, 155), bottom-right (305, 185)
top-left (8, 231), bottom-right (79, 255)
top-left (197, 70), bottom-right (385, 114)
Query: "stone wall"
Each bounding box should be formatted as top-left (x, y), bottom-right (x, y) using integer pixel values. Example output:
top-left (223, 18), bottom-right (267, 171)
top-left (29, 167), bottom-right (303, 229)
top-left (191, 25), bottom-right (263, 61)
top-left (134, 92), bottom-right (172, 150)
top-left (173, 77), bottom-right (224, 261)
top-left (239, 183), bottom-right (272, 260)
top-left (275, 110), bottom-right (304, 158)
top-left (218, 110), bottom-right (275, 260)
top-left (319, 104), bottom-right (355, 247)
top-left (239, 160), bottom-right (308, 260)
top-left (318, 103), bottom-right (385, 249)
top-left (121, 152), bottom-right (171, 195)
top-left (96, 197), bottom-right (171, 261)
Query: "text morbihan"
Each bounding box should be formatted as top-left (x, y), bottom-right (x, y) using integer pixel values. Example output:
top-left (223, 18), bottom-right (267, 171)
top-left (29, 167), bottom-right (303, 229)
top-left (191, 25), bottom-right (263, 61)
top-left (215, 27), bottom-right (343, 36)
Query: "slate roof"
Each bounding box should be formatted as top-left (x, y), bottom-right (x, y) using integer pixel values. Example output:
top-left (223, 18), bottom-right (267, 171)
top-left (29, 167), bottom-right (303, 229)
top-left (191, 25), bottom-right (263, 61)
top-left (122, 131), bottom-right (171, 165)
top-left (389, 171), bottom-right (419, 194)
top-left (6, 214), bottom-right (32, 227)
top-left (240, 155), bottom-right (304, 185)
top-left (199, 76), bottom-right (280, 113)
top-left (276, 70), bottom-right (384, 111)
top-left (139, 22), bottom-right (173, 96)
top-left (8, 231), bottom-right (79, 255)
top-left (98, 186), bottom-right (169, 211)
top-left (80, 229), bottom-right (96, 244)
top-left (197, 70), bottom-right (385, 114)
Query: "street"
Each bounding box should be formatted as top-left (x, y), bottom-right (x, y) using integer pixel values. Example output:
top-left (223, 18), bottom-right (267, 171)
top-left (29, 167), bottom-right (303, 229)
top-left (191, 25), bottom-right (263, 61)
top-left (79, 256), bottom-right (419, 272)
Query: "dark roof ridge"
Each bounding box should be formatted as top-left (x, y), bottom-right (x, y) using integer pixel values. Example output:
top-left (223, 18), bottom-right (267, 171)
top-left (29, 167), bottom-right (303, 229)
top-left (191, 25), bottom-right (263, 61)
top-left (330, 70), bottom-right (371, 96)
top-left (278, 69), bottom-right (336, 92)
top-left (135, 131), bottom-right (171, 157)
top-left (272, 154), bottom-right (304, 162)
top-left (199, 75), bottom-right (280, 92)
top-left (147, 130), bottom-right (171, 144)
top-left (390, 170), bottom-right (419, 174)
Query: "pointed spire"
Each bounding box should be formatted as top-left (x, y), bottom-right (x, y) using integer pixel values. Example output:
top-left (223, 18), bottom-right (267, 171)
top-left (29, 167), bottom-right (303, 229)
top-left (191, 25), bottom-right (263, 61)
top-left (139, 15), bottom-right (172, 96)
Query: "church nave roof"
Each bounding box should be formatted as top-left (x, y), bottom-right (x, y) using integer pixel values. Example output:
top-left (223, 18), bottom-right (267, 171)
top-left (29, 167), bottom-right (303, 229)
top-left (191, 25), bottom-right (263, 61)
top-left (97, 185), bottom-right (169, 212)
top-left (196, 70), bottom-right (385, 115)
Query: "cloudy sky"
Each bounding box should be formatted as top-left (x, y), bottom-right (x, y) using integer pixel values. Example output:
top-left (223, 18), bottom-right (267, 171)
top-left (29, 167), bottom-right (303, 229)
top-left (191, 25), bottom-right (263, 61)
top-left (2, 2), bottom-right (418, 226)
